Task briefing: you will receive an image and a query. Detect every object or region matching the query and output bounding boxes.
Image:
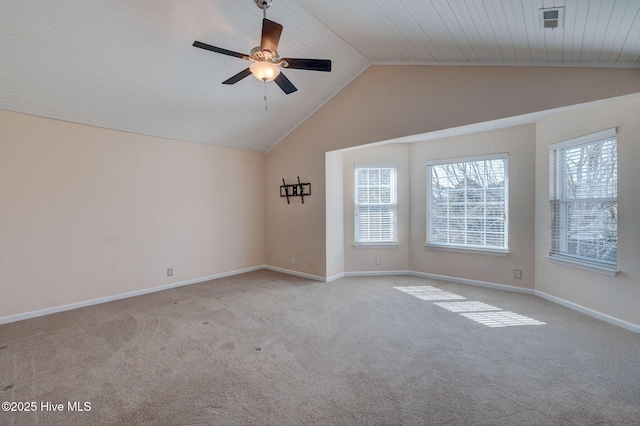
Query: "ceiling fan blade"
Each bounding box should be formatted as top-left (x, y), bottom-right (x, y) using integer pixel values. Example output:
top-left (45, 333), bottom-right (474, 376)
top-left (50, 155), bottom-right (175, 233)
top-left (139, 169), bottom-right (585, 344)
top-left (222, 68), bottom-right (252, 85)
top-left (260, 19), bottom-right (283, 53)
top-left (274, 72), bottom-right (297, 95)
top-left (282, 58), bottom-right (331, 72)
top-left (193, 41), bottom-right (248, 59)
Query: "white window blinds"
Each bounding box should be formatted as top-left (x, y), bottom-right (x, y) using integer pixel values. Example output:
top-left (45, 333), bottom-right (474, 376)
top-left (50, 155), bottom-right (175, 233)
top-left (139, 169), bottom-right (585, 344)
top-left (549, 128), bottom-right (617, 268)
top-left (354, 166), bottom-right (397, 245)
top-left (427, 154), bottom-right (508, 251)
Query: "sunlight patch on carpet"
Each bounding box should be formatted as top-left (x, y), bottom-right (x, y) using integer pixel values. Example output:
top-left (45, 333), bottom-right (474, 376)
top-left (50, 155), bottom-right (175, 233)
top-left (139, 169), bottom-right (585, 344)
top-left (394, 286), bottom-right (466, 301)
top-left (434, 301), bottom-right (502, 312)
top-left (460, 311), bottom-right (546, 327)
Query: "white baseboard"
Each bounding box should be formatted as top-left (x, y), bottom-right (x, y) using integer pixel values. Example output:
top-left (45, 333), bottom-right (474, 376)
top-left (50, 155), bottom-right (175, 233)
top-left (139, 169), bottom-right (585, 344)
top-left (343, 269), bottom-right (533, 296)
top-left (3, 266), bottom-right (638, 334)
top-left (535, 290), bottom-right (640, 334)
top-left (326, 272), bottom-right (345, 283)
top-left (342, 270), bottom-right (638, 334)
top-left (344, 270), bottom-right (410, 277)
top-left (408, 271), bottom-right (535, 295)
top-left (264, 265), bottom-right (325, 282)
top-left (0, 265), bottom-right (265, 325)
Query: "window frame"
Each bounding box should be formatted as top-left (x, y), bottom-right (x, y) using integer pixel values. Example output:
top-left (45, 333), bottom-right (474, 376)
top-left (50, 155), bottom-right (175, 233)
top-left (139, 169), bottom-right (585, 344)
top-left (426, 153), bottom-right (509, 255)
top-left (353, 164), bottom-right (398, 247)
top-left (548, 128), bottom-right (619, 276)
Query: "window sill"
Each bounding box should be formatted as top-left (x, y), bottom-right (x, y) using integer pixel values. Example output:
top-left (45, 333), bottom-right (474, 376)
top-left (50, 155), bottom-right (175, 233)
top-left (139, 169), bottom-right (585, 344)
top-left (353, 242), bottom-right (399, 248)
top-left (546, 255), bottom-right (619, 276)
top-left (425, 244), bottom-right (509, 256)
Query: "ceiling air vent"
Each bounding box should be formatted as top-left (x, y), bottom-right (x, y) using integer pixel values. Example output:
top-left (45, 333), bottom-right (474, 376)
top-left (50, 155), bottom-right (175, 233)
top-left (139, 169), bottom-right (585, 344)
top-left (539, 7), bottom-right (564, 29)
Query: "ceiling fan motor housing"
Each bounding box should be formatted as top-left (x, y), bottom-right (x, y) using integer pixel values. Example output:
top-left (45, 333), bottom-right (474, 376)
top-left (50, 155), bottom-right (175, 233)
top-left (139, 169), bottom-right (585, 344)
top-left (250, 46), bottom-right (280, 63)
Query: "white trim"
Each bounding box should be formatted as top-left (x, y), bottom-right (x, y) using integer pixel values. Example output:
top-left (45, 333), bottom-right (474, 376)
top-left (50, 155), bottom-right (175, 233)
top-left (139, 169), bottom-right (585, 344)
top-left (425, 244), bottom-right (509, 256)
top-left (0, 265), bottom-right (265, 325)
top-left (535, 290), bottom-right (640, 334)
top-left (545, 255), bottom-right (619, 276)
top-left (344, 270), bottom-right (410, 277)
top-left (548, 127), bottom-right (616, 151)
top-left (426, 152), bottom-right (508, 166)
top-left (342, 270), bottom-right (530, 294)
top-left (326, 272), bottom-right (345, 283)
top-left (408, 271), bottom-right (535, 295)
top-left (353, 243), bottom-right (399, 248)
top-left (264, 265), bottom-right (325, 282)
top-left (354, 163), bottom-right (397, 169)
top-left (3, 268), bottom-right (638, 334)
top-left (340, 270), bottom-right (637, 334)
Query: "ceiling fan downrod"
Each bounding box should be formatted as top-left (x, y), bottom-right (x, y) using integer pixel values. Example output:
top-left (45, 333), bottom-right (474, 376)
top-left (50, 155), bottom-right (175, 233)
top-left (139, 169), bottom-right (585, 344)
top-left (255, 0), bottom-right (272, 19)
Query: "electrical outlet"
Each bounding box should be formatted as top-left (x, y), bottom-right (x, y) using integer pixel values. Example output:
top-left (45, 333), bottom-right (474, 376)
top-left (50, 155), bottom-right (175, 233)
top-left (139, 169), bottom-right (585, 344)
top-left (514, 269), bottom-right (521, 279)
top-left (290, 257), bottom-right (296, 265)
top-left (167, 268), bottom-right (173, 277)
top-left (375, 257), bottom-right (381, 265)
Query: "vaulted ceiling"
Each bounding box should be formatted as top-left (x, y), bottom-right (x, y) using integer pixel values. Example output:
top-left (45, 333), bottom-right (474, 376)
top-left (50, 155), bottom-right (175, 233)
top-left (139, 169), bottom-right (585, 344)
top-left (2, 0), bottom-right (639, 153)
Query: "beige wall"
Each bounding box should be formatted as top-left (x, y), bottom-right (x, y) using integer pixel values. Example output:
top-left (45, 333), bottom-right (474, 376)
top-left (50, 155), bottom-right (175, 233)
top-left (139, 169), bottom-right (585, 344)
top-left (265, 66), bottom-right (640, 279)
top-left (342, 144), bottom-right (410, 273)
top-left (0, 110), bottom-right (265, 319)
top-left (409, 125), bottom-right (536, 289)
top-left (535, 94), bottom-right (640, 326)
top-left (3, 65), bottom-right (640, 326)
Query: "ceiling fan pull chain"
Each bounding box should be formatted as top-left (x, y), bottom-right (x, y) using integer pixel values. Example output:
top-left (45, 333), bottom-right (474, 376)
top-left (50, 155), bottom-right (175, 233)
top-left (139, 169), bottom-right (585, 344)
top-left (264, 80), bottom-right (268, 111)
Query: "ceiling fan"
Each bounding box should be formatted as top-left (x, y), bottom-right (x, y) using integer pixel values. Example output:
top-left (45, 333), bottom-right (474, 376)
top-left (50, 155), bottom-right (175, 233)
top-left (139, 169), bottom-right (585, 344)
top-left (193, 0), bottom-right (332, 95)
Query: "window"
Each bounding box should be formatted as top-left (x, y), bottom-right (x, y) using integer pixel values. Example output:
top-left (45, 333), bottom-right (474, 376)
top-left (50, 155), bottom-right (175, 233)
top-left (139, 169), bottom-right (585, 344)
top-left (427, 154), bottom-right (508, 253)
top-left (354, 165), bottom-right (397, 246)
top-left (549, 128), bottom-right (617, 273)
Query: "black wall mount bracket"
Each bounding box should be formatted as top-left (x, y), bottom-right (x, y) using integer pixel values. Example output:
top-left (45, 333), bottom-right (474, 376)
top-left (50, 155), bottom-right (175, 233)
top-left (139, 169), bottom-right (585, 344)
top-left (280, 176), bottom-right (311, 204)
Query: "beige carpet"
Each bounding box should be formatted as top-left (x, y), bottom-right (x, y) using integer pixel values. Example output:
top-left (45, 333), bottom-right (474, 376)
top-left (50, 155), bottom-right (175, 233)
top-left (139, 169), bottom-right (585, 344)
top-left (1, 269), bottom-right (639, 425)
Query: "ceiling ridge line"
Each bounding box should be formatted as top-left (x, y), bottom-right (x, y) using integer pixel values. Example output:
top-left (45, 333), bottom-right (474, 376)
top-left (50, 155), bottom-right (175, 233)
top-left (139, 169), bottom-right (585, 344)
top-left (368, 60), bottom-right (640, 68)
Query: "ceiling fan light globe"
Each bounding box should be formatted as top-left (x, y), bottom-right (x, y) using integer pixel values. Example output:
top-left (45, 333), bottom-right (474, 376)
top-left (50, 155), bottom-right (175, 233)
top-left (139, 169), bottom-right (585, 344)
top-left (250, 61), bottom-right (280, 81)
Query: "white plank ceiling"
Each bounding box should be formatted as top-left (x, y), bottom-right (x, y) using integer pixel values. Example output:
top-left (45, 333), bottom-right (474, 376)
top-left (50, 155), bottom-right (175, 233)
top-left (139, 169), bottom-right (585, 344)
top-left (1, 0), bottom-right (639, 153)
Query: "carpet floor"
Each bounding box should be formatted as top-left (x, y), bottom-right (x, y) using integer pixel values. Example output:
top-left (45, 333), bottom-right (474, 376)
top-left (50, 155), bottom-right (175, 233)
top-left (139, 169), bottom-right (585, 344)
top-left (1, 269), bottom-right (639, 425)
